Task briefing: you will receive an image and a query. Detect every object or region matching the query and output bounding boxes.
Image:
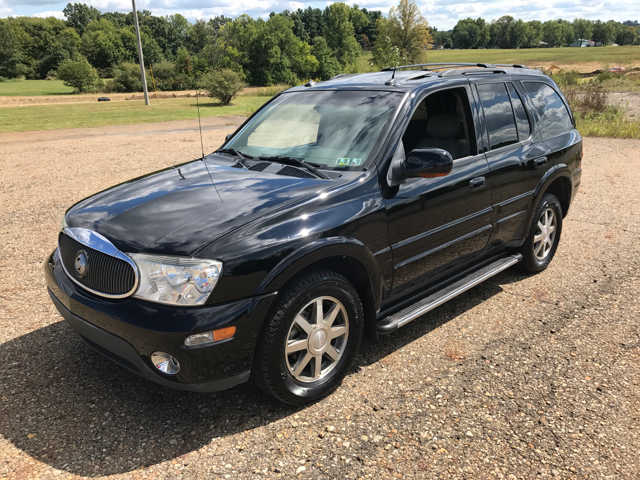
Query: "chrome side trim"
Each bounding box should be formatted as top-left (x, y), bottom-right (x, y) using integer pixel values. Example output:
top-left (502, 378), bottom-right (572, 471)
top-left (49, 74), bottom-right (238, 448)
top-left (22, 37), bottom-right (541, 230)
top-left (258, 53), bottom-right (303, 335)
top-left (496, 209), bottom-right (526, 224)
top-left (391, 207), bottom-right (493, 251)
top-left (61, 228), bottom-right (140, 299)
top-left (374, 246), bottom-right (391, 256)
top-left (394, 224), bottom-right (492, 270)
top-left (497, 190), bottom-right (534, 208)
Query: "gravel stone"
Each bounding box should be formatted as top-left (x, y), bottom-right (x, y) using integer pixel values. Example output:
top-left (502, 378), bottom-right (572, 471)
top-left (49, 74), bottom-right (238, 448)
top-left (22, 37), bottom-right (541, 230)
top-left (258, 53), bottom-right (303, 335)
top-left (0, 123), bottom-right (639, 479)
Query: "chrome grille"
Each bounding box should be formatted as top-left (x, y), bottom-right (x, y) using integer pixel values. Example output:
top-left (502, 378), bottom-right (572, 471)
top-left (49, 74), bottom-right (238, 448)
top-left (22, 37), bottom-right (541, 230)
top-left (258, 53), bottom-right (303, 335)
top-left (58, 232), bottom-right (136, 296)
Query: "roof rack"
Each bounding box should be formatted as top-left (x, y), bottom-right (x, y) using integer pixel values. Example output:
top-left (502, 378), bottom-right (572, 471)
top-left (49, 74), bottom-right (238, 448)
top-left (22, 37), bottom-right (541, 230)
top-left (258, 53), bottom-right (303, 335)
top-left (380, 63), bottom-right (530, 72)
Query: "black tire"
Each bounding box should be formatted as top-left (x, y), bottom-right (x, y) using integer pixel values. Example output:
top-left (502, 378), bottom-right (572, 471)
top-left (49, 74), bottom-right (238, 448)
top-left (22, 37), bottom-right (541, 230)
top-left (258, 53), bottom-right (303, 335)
top-left (518, 192), bottom-right (563, 273)
top-left (252, 269), bottom-right (364, 405)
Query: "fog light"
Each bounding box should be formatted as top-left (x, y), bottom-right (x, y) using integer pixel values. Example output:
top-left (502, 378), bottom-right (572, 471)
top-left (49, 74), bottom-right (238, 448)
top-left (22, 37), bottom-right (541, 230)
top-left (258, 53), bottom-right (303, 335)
top-left (151, 352), bottom-right (180, 375)
top-left (184, 326), bottom-right (236, 348)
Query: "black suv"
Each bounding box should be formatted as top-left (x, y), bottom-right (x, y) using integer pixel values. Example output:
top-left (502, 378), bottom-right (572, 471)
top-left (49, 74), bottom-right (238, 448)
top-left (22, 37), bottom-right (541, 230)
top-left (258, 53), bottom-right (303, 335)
top-left (46, 63), bottom-right (582, 404)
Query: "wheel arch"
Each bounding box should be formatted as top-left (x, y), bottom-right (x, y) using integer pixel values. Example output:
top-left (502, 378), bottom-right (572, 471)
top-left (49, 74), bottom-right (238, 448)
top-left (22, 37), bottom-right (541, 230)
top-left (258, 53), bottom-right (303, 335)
top-left (255, 237), bottom-right (383, 340)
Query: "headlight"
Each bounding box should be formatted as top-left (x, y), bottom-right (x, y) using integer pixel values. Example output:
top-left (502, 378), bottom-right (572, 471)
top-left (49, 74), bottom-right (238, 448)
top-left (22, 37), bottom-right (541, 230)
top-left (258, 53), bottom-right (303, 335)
top-left (129, 253), bottom-right (222, 306)
top-left (60, 213), bottom-right (68, 230)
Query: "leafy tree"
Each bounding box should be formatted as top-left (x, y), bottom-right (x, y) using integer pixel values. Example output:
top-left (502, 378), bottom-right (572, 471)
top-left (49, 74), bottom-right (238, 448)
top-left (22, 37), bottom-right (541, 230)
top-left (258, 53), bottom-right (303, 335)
top-left (36, 27), bottom-right (81, 78)
top-left (57, 54), bottom-right (99, 92)
top-left (0, 20), bottom-right (30, 78)
top-left (349, 5), bottom-right (370, 34)
top-left (490, 16), bottom-right (515, 48)
top-left (431, 28), bottom-right (452, 48)
top-left (112, 62), bottom-right (142, 92)
top-left (509, 20), bottom-right (531, 48)
top-left (63, 3), bottom-right (101, 36)
top-left (312, 36), bottom-right (341, 80)
top-left (371, 18), bottom-right (405, 69)
top-left (300, 7), bottom-right (325, 40)
top-left (557, 19), bottom-right (575, 45)
top-left (542, 20), bottom-right (573, 47)
top-left (616, 25), bottom-right (637, 45)
top-left (120, 26), bottom-right (163, 66)
top-left (452, 18), bottom-right (490, 49)
top-left (386, 0), bottom-right (432, 63)
top-left (361, 9), bottom-right (382, 44)
top-left (324, 2), bottom-right (361, 68)
top-left (202, 68), bottom-right (245, 105)
top-left (591, 20), bottom-right (615, 45)
top-left (572, 18), bottom-right (593, 41)
top-left (526, 20), bottom-right (544, 47)
top-left (81, 19), bottom-right (124, 70)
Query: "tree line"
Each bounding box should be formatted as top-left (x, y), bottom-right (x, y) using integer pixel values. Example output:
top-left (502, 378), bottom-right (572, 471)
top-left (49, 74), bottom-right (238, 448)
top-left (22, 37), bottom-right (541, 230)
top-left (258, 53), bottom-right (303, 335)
top-left (435, 17), bottom-right (640, 50)
top-left (0, 1), bottom-right (638, 93)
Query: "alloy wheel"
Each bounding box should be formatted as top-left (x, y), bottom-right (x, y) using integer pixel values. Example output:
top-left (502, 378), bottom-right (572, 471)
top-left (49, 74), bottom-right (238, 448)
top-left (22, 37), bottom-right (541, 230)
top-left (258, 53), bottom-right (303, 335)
top-left (285, 296), bottom-right (349, 383)
top-left (533, 207), bottom-right (557, 260)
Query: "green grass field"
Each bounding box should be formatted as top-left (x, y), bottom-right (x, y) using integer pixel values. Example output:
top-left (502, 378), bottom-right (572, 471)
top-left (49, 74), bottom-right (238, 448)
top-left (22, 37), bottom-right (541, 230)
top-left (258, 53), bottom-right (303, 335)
top-left (0, 96), bottom-right (268, 133)
top-left (358, 45), bottom-right (640, 72)
top-left (0, 79), bottom-right (75, 96)
top-left (426, 46), bottom-right (640, 67)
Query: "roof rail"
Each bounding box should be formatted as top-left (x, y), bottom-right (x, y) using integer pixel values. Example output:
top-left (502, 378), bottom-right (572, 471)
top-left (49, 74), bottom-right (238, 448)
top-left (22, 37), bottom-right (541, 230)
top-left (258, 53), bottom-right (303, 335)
top-left (381, 63), bottom-right (497, 71)
top-left (381, 63), bottom-right (531, 72)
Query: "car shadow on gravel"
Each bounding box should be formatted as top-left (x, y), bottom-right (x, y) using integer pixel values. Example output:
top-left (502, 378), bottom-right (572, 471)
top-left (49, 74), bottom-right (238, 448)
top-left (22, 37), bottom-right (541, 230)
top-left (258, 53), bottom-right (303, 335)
top-left (0, 270), bottom-right (522, 477)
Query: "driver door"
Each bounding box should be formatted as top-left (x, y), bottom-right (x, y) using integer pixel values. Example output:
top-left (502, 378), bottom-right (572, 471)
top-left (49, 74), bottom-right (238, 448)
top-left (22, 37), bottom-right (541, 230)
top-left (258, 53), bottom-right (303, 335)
top-left (384, 85), bottom-right (493, 301)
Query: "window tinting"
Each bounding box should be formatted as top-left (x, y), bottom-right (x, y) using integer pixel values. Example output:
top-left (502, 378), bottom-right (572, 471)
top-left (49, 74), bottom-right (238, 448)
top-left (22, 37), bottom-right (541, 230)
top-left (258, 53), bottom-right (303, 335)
top-left (523, 82), bottom-right (573, 140)
top-left (477, 83), bottom-right (518, 150)
top-left (507, 83), bottom-right (531, 141)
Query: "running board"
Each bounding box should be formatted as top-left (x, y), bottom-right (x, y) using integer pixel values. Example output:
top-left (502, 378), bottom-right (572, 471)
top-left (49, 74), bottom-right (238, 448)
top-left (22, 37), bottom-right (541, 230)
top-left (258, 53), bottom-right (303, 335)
top-left (377, 253), bottom-right (522, 334)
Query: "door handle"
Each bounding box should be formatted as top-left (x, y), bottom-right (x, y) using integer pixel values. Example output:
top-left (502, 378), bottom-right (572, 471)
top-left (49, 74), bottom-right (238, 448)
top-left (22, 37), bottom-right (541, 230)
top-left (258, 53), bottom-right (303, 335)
top-left (469, 176), bottom-right (485, 190)
top-left (533, 156), bottom-right (547, 168)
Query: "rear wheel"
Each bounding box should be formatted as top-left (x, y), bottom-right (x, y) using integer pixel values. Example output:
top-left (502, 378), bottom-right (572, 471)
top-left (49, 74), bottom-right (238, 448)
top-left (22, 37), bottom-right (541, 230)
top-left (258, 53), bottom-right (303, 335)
top-left (252, 270), bottom-right (363, 404)
top-left (519, 193), bottom-right (563, 273)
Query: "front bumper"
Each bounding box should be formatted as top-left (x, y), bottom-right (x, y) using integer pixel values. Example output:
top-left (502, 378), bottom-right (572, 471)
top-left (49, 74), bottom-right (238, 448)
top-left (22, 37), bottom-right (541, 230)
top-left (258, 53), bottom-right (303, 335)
top-left (45, 249), bottom-right (276, 392)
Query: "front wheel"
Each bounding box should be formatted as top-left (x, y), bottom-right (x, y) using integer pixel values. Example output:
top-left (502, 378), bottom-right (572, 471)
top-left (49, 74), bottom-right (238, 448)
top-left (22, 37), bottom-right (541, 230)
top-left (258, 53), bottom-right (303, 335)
top-left (518, 192), bottom-right (563, 273)
top-left (252, 270), bottom-right (364, 405)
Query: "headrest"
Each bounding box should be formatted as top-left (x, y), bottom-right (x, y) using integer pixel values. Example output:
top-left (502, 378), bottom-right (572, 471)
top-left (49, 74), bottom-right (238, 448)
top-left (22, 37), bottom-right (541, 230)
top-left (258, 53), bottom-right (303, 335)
top-left (427, 114), bottom-right (462, 139)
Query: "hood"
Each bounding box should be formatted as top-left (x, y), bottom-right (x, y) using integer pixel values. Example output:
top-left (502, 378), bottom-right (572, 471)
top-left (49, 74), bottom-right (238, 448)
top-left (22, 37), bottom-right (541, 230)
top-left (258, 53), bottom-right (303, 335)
top-left (64, 156), bottom-right (329, 256)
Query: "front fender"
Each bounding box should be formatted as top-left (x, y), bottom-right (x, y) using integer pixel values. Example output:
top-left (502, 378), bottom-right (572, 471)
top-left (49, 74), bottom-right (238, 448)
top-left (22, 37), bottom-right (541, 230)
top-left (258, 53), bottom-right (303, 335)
top-left (255, 236), bottom-right (383, 309)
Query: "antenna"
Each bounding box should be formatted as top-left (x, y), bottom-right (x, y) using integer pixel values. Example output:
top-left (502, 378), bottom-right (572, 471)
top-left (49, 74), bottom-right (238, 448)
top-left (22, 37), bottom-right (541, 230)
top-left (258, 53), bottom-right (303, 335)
top-left (194, 75), bottom-right (205, 160)
top-left (194, 74), bottom-right (224, 203)
top-left (385, 67), bottom-right (396, 86)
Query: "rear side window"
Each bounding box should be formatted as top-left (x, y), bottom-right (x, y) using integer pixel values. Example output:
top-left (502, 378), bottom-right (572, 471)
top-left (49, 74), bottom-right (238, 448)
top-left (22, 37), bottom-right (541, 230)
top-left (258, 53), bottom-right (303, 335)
top-left (506, 83), bottom-right (531, 141)
top-left (477, 83), bottom-right (518, 150)
top-left (523, 82), bottom-right (573, 140)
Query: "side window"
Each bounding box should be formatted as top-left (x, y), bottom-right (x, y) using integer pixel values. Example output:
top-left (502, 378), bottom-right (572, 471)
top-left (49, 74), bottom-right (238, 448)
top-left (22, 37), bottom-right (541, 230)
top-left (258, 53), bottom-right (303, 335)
top-left (476, 83), bottom-right (518, 150)
top-left (506, 83), bottom-right (531, 141)
top-left (523, 82), bottom-right (573, 140)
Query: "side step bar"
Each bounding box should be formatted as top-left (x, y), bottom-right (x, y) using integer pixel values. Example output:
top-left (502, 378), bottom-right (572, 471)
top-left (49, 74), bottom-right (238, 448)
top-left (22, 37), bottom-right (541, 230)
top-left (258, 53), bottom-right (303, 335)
top-left (377, 253), bottom-right (522, 334)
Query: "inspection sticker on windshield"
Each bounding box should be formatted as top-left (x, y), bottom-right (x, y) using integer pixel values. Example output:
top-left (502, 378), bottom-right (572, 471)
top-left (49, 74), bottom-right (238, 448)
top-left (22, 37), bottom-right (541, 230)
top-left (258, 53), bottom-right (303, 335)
top-left (336, 158), bottom-right (363, 166)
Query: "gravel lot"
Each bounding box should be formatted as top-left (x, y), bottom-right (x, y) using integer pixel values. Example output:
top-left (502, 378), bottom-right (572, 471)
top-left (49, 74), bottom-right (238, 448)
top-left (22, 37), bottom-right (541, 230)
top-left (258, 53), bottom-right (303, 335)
top-left (1, 120), bottom-right (639, 480)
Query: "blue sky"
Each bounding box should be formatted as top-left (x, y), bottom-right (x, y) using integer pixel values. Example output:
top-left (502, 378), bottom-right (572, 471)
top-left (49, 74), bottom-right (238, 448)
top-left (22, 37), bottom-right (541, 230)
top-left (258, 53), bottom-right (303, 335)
top-left (1, 0), bottom-right (638, 30)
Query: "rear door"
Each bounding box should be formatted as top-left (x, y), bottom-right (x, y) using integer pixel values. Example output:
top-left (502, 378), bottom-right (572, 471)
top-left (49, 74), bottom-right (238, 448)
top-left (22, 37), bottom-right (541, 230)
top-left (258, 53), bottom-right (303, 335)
top-left (472, 79), bottom-right (552, 243)
top-left (522, 81), bottom-right (582, 173)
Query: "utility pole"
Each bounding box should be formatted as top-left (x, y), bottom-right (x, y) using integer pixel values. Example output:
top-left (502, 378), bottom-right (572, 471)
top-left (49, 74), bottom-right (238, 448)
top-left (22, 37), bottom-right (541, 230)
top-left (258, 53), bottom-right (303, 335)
top-left (131, 0), bottom-right (149, 105)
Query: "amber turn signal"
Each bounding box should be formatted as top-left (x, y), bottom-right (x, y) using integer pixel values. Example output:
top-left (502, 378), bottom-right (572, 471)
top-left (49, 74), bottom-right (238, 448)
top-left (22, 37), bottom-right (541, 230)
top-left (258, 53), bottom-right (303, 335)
top-left (184, 326), bottom-right (236, 348)
top-left (213, 326), bottom-right (236, 342)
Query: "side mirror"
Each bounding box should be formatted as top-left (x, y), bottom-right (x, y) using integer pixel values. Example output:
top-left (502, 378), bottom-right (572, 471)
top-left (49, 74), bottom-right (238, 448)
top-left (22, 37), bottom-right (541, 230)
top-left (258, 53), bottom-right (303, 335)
top-left (404, 148), bottom-right (453, 178)
top-left (225, 133), bottom-right (234, 143)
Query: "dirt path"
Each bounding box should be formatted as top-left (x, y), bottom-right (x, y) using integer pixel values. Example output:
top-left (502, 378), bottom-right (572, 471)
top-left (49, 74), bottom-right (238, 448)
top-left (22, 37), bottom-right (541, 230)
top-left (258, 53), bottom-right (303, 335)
top-left (1, 122), bottom-right (639, 479)
top-left (0, 87), bottom-right (271, 108)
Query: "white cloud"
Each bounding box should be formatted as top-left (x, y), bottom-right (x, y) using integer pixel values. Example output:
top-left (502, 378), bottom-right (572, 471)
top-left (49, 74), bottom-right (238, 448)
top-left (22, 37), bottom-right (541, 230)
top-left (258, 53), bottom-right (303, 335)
top-left (33, 9), bottom-right (66, 19)
top-left (2, 0), bottom-right (639, 28)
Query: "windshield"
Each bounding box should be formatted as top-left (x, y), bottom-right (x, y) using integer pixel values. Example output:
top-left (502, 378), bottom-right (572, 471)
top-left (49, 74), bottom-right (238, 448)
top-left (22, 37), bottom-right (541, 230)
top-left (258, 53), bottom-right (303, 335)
top-left (225, 90), bottom-right (404, 170)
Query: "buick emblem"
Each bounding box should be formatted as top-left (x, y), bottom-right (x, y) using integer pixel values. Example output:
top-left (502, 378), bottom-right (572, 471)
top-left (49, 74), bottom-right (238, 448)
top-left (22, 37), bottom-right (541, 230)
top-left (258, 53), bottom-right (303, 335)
top-left (75, 251), bottom-right (88, 278)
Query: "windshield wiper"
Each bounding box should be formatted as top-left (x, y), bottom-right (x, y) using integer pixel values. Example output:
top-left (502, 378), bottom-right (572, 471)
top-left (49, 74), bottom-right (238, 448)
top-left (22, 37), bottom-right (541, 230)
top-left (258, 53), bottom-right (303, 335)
top-left (214, 148), bottom-right (253, 168)
top-left (259, 155), bottom-right (329, 180)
